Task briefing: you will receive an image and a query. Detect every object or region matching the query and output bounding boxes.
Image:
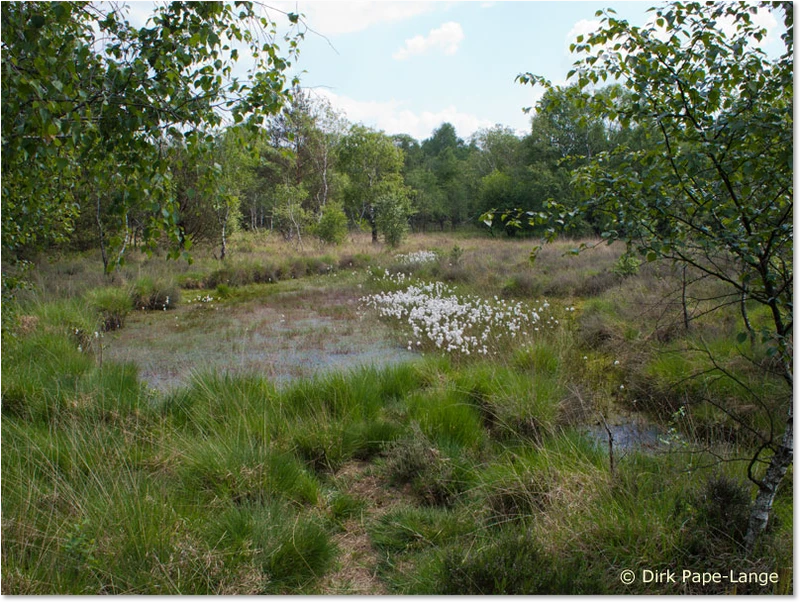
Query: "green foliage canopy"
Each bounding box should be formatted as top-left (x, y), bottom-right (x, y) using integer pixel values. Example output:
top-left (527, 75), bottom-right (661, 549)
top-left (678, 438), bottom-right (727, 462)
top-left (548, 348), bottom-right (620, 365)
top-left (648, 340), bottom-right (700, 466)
top-left (339, 125), bottom-right (408, 243)
top-left (1, 1), bottom-right (303, 260)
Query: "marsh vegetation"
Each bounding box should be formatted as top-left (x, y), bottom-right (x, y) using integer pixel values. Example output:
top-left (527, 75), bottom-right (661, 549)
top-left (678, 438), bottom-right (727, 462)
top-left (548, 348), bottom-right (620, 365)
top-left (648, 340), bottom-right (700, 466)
top-left (2, 231), bottom-right (792, 594)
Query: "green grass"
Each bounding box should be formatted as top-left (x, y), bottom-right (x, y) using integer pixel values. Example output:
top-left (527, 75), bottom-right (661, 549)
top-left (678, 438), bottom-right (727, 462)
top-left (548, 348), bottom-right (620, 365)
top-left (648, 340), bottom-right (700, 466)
top-left (369, 505), bottom-right (477, 553)
top-left (2, 232), bottom-right (792, 594)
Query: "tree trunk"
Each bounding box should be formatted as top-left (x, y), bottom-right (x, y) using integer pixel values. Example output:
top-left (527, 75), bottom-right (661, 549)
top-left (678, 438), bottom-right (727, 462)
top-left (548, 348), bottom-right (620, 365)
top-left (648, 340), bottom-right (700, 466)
top-left (743, 403), bottom-right (793, 554)
top-left (113, 212), bottom-right (130, 269)
top-left (321, 146), bottom-right (329, 208)
top-left (681, 264), bottom-right (690, 330)
top-left (740, 287), bottom-right (755, 346)
top-left (96, 194), bottom-right (109, 274)
top-left (220, 220), bottom-right (227, 261)
top-left (370, 205), bottom-right (378, 243)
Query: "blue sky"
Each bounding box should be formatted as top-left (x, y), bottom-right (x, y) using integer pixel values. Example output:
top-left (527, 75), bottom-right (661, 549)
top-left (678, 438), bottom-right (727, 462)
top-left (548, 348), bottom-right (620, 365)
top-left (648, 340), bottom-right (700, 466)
top-left (124, 1), bottom-right (784, 141)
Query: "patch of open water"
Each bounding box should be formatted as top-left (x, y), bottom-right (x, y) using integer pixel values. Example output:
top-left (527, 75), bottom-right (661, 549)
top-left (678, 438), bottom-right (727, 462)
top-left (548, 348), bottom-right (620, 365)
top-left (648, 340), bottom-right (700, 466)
top-left (105, 289), bottom-right (417, 393)
top-left (581, 414), bottom-right (667, 452)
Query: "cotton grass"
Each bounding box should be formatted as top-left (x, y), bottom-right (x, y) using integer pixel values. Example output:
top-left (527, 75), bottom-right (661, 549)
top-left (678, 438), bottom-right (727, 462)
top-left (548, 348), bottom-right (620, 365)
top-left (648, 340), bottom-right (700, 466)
top-left (362, 281), bottom-right (557, 357)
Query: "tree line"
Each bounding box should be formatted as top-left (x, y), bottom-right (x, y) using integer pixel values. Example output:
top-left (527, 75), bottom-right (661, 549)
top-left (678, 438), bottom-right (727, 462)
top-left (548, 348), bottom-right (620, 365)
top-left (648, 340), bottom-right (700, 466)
top-left (14, 81), bottom-right (647, 266)
top-left (1, 1), bottom-right (650, 269)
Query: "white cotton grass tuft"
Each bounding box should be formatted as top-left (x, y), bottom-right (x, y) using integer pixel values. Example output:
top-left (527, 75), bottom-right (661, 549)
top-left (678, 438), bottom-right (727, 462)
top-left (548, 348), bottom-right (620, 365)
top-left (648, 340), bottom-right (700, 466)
top-left (361, 281), bottom-right (558, 356)
top-left (394, 250), bottom-right (438, 265)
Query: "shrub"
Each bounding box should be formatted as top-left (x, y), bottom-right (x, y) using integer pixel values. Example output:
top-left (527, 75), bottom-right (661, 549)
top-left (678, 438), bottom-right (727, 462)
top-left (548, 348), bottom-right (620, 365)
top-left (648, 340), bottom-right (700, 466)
top-left (611, 253), bottom-right (642, 277)
top-left (383, 424), bottom-right (470, 507)
top-left (313, 202), bottom-right (349, 245)
top-left (383, 424), bottom-right (440, 486)
top-left (448, 245), bottom-right (465, 266)
top-left (375, 194), bottom-right (412, 248)
top-left (85, 287), bottom-right (133, 331)
top-left (681, 475), bottom-right (751, 558)
top-left (272, 185), bottom-right (311, 242)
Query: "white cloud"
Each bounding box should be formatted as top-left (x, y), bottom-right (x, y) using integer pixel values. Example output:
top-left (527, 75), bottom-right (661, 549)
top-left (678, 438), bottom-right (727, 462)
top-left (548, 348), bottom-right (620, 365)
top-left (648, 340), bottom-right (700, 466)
top-left (314, 89), bottom-right (493, 140)
top-left (565, 18), bottom-right (601, 51)
top-left (268, 1), bottom-right (437, 36)
top-left (392, 22), bottom-right (465, 61)
top-left (567, 8), bottom-right (779, 54)
top-left (750, 7), bottom-right (779, 41)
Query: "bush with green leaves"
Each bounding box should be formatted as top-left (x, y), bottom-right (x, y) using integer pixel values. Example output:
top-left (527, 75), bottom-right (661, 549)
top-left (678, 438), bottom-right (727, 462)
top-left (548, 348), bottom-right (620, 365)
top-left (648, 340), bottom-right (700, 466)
top-left (272, 185), bottom-right (311, 242)
top-left (313, 201), bottom-right (349, 245)
top-left (611, 253), bottom-right (641, 278)
top-left (375, 194), bottom-right (412, 248)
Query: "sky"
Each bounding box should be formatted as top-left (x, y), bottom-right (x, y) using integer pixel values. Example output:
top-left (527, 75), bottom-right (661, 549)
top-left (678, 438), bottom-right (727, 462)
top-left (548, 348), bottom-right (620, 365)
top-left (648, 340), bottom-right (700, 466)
top-left (124, 1), bottom-right (785, 142)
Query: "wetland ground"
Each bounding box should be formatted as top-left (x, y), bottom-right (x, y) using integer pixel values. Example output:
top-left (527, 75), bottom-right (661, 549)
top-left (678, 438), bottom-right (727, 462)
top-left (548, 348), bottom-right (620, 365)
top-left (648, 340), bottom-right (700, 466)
top-left (2, 232), bottom-right (792, 594)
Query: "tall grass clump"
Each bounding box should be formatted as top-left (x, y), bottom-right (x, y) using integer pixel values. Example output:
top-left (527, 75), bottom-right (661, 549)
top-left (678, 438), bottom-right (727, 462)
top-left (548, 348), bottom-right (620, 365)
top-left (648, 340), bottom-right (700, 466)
top-left (178, 436), bottom-right (320, 506)
top-left (84, 286), bottom-right (133, 331)
top-left (208, 502), bottom-right (336, 592)
top-left (2, 329), bottom-right (99, 421)
top-left (452, 364), bottom-right (564, 442)
top-left (279, 364), bottom-right (421, 423)
top-left (291, 415), bottom-right (404, 473)
top-left (369, 505), bottom-right (477, 554)
top-left (130, 276), bottom-right (180, 311)
top-left (161, 372), bottom-right (276, 434)
top-left (383, 421), bottom-right (477, 507)
top-left (406, 388), bottom-right (485, 451)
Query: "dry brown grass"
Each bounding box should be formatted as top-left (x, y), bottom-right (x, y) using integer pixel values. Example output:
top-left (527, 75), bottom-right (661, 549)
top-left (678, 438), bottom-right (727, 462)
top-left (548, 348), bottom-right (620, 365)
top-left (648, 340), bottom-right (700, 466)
top-left (319, 461), bottom-right (416, 595)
